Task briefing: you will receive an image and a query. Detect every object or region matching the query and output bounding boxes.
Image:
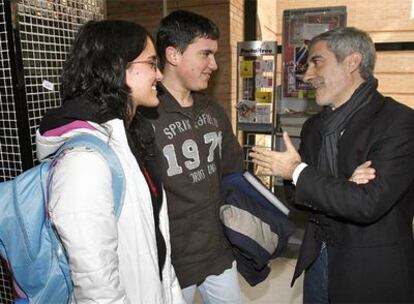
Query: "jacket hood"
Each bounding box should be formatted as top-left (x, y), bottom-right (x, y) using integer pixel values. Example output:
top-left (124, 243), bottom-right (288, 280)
top-left (39, 97), bottom-right (118, 135)
top-left (36, 97), bottom-right (119, 161)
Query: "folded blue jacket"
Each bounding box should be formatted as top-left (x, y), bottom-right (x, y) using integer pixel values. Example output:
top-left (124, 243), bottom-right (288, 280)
top-left (220, 172), bottom-right (296, 286)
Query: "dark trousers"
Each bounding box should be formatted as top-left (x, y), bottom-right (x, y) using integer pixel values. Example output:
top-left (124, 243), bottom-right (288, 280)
top-left (303, 243), bottom-right (329, 304)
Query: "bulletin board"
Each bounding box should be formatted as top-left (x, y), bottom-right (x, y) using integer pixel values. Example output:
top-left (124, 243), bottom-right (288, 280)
top-left (282, 6), bottom-right (347, 98)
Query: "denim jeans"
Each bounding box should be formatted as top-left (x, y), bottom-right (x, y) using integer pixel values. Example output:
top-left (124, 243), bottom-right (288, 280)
top-left (182, 260), bottom-right (241, 304)
top-left (303, 243), bottom-right (329, 304)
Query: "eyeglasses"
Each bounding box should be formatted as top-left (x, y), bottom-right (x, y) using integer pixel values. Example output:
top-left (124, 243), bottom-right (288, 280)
top-left (128, 59), bottom-right (158, 72)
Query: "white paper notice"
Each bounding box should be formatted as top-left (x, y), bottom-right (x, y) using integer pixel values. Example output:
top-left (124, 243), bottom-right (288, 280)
top-left (42, 80), bottom-right (54, 91)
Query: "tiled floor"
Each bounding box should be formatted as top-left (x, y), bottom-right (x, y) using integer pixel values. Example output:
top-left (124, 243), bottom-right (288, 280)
top-left (194, 257), bottom-right (304, 304)
top-left (240, 257), bottom-right (303, 304)
top-left (193, 202), bottom-right (307, 304)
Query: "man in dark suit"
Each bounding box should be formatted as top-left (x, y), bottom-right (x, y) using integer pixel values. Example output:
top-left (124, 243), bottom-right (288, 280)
top-left (250, 27), bottom-right (414, 303)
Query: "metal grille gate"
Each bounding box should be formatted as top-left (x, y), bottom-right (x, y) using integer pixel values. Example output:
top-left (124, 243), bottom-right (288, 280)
top-left (0, 1), bottom-right (104, 301)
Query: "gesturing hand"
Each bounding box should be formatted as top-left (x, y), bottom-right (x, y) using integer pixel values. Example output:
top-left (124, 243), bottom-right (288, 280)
top-left (249, 132), bottom-right (301, 180)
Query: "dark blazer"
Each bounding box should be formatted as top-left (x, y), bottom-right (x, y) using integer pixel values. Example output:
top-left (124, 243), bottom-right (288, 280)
top-left (292, 91), bottom-right (414, 303)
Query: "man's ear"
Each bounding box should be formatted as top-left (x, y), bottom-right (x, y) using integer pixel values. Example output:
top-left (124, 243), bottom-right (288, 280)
top-left (347, 52), bottom-right (362, 74)
top-left (165, 46), bottom-right (180, 66)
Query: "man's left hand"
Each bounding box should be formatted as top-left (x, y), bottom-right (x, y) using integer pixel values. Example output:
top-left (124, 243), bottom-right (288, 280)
top-left (250, 132), bottom-right (301, 180)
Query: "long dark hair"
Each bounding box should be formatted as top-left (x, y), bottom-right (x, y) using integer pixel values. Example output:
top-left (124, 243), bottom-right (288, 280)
top-left (61, 20), bottom-right (150, 121)
top-left (61, 20), bottom-right (156, 160)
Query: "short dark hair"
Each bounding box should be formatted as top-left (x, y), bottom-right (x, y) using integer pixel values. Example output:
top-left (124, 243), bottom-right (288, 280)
top-left (309, 27), bottom-right (376, 80)
top-left (61, 20), bottom-right (151, 121)
top-left (156, 10), bottom-right (219, 70)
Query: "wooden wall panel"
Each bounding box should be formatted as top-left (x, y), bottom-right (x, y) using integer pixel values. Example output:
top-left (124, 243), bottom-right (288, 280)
top-left (377, 73), bottom-right (414, 94)
top-left (386, 94), bottom-right (414, 108)
top-left (174, 0), bottom-right (225, 6)
top-left (375, 51), bottom-right (414, 107)
top-left (275, 0), bottom-right (414, 43)
top-left (229, 0), bottom-right (244, 128)
top-left (106, 0), bottom-right (164, 37)
top-left (257, 0), bottom-right (277, 40)
top-left (376, 51), bottom-right (414, 73)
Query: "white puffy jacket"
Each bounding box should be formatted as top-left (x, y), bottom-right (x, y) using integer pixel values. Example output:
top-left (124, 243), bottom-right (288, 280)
top-left (36, 119), bottom-right (184, 304)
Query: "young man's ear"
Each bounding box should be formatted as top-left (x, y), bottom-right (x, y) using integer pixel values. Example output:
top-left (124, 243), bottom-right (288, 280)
top-left (165, 46), bottom-right (180, 66)
top-left (347, 52), bottom-right (362, 74)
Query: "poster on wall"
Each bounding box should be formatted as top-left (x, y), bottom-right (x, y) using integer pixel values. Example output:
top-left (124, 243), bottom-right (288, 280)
top-left (282, 6), bottom-right (347, 98)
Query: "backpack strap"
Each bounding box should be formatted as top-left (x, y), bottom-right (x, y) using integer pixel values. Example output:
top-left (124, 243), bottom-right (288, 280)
top-left (51, 134), bottom-right (125, 218)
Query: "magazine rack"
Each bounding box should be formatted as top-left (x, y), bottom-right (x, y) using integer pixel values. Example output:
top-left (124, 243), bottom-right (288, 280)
top-left (236, 41), bottom-right (278, 188)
